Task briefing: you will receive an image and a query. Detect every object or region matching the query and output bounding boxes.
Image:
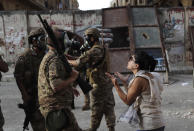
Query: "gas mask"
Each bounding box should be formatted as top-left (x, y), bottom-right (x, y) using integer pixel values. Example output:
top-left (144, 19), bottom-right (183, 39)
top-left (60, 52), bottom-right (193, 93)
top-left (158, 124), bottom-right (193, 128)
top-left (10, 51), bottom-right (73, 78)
top-left (84, 34), bottom-right (94, 48)
top-left (80, 40), bottom-right (91, 54)
top-left (29, 34), bottom-right (46, 52)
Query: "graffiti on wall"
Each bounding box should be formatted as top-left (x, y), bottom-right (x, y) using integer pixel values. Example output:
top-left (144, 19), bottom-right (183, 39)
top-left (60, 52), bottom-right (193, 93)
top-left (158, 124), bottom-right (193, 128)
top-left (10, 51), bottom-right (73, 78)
top-left (188, 8), bottom-right (194, 25)
top-left (159, 8), bottom-right (184, 42)
top-left (0, 8), bottom-right (192, 72)
top-left (29, 14), bottom-right (50, 28)
top-left (29, 11), bottom-right (102, 32)
top-left (3, 14), bottom-right (27, 63)
top-left (166, 42), bottom-right (184, 66)
top-left (50, 14), bottom-right (73, 31)
top-left (0, 11), bottom-right (102, 63)
top-left (74, 12), bottom-right (102, 33)
top-left (29, 14), bottom-right (74, 31)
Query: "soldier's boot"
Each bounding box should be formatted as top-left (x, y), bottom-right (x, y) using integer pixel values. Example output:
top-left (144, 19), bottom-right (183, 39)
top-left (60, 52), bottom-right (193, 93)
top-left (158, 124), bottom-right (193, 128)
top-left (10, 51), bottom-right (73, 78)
top-left (82, 93), bottom-right (90, 111)
top-left (108, 127), bottom-right (115, 131)
top-left (71, 99), bottom-right (75, 109)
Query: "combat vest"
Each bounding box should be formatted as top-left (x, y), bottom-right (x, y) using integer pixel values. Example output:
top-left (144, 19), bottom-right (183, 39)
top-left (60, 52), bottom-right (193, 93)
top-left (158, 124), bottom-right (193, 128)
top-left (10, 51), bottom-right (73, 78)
top-left (87, 44), bottom-right (110, 87)
top-left (38, 50), bottom-right (73, 115)
top-left (15, 49), bottom-right (44, 98)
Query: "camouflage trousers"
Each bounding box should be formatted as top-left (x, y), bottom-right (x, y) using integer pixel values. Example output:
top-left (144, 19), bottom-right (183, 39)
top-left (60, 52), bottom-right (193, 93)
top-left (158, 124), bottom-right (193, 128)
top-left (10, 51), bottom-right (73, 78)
top-left (90, 102), bottom-right (116, 129)
top-left (45, 108), bottom-right (82, 131)
top-left (0, 105), bottom-right (4, 131)
top-left (30, 109), bottom-right (46, 131)
top-left (84, 93), bottom-right (90, 105)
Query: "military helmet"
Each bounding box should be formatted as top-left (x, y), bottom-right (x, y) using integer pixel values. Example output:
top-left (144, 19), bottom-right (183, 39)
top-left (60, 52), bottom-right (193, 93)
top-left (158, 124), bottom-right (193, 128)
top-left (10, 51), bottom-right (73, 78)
top-left (28, 28), bottom-right (45, 38)
top-left (28, 28), bottom-right (46, 51)
top-left (84, 28), bottom-right (100, 38)
top-left (28, 28), bottom-right (46, 44)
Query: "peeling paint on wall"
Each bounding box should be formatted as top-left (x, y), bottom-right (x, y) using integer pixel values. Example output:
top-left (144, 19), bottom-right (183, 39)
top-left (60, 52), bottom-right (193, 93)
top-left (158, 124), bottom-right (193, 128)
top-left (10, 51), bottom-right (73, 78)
top-left (166, 42), bottom-right (185, 71)
top-left (74, 11), bottom-right (102, 35)
top-left (0, 11), bottom-right (103, 65)
top-left (0, 16), bottom-right (5, 58)
top-left (188, 8), bottom-right (194, 25)
top-left (158, 8), bottom-right (192, 72)
top-left (50, 13), bottom-right (73, 31)
top-left (159, 8), bottom-right (185, 42)
top-left (28, 14), bottom-right (51, 28)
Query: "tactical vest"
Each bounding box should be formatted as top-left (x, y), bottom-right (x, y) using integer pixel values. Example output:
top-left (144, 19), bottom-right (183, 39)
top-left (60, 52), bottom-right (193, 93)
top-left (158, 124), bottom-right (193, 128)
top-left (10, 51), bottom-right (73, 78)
top-left (39, 51), bottom-right (72, 110)
top-left (23, 49), bottom-right (44, 96)
top-left (86, 44), bottom-right (108, 85)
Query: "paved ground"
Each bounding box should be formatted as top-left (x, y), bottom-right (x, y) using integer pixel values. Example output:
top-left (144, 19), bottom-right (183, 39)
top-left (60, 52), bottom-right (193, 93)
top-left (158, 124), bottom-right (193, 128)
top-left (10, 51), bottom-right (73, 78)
top-left (0, 72), bottom-right (194, 131)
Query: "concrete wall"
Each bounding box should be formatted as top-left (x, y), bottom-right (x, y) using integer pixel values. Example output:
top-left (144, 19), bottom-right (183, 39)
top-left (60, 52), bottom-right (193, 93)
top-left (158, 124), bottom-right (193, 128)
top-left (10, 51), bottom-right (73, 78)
top-left (0, 10), bottom-right (102, 64)
top-left (158, 8), bottom-right (193, 72)
top-left (0, 8), bottom-right (193, 72)
top-left (0, 11), bottom-right (28, 64)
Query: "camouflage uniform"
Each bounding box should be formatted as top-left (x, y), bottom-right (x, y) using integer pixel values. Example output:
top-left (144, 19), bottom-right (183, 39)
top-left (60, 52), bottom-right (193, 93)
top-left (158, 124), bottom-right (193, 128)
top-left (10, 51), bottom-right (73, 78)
top-left (38, 50), bottom-right (82, 131)
top-left (14, 28), bottom-right (46, 131)
top-left (82, 92), bottom-right (90, 110)
top-left (0, 54), bottom-right (9, 131)
top-left (77, 43), bottom-right (116, 131)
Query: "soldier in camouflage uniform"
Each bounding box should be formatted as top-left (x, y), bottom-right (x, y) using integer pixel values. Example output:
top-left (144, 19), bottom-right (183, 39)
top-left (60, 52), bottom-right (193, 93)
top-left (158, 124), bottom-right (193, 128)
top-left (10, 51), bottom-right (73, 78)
top-left (38, 27), bottom-right (82, 131)
top-left (0, 55), bottom-right (9, 131)
top-left (69, 28), bottom-right (116, 131)
top-left (14, 28), bottom-right (46, 131)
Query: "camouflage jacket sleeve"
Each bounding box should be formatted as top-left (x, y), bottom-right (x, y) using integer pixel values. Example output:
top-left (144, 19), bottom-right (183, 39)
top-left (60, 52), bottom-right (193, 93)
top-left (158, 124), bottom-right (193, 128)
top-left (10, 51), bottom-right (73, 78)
top-left (14, 55), bottom-right (25, 80)
top-left (76, 46), bottom-right (104, 70)
top-left (48, 57), bottom-right (67, 90)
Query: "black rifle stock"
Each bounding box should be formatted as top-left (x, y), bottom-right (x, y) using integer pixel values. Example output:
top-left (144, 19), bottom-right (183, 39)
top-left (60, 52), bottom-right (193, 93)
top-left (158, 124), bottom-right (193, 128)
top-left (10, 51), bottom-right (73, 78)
top-left (37, 14), bottom-right (92, 94)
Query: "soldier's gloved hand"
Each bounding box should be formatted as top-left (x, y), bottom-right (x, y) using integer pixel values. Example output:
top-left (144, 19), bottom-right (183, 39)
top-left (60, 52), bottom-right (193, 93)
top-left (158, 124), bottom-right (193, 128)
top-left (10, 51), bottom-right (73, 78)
top-left (70, 69), bottom-right (79, 82)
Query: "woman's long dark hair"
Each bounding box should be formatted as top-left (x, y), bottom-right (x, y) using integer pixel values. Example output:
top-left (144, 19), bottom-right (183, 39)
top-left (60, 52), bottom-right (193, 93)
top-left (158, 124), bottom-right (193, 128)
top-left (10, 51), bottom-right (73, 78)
top-left (134, 51), bottom-right (157, 72)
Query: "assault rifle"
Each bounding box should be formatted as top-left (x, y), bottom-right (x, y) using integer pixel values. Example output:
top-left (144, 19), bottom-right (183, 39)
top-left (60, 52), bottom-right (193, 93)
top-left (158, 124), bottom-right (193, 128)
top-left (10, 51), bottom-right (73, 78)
top-left (18, 101), bottom-right (36, 131)
top-left (37, 14), bottom-right (92, 94)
